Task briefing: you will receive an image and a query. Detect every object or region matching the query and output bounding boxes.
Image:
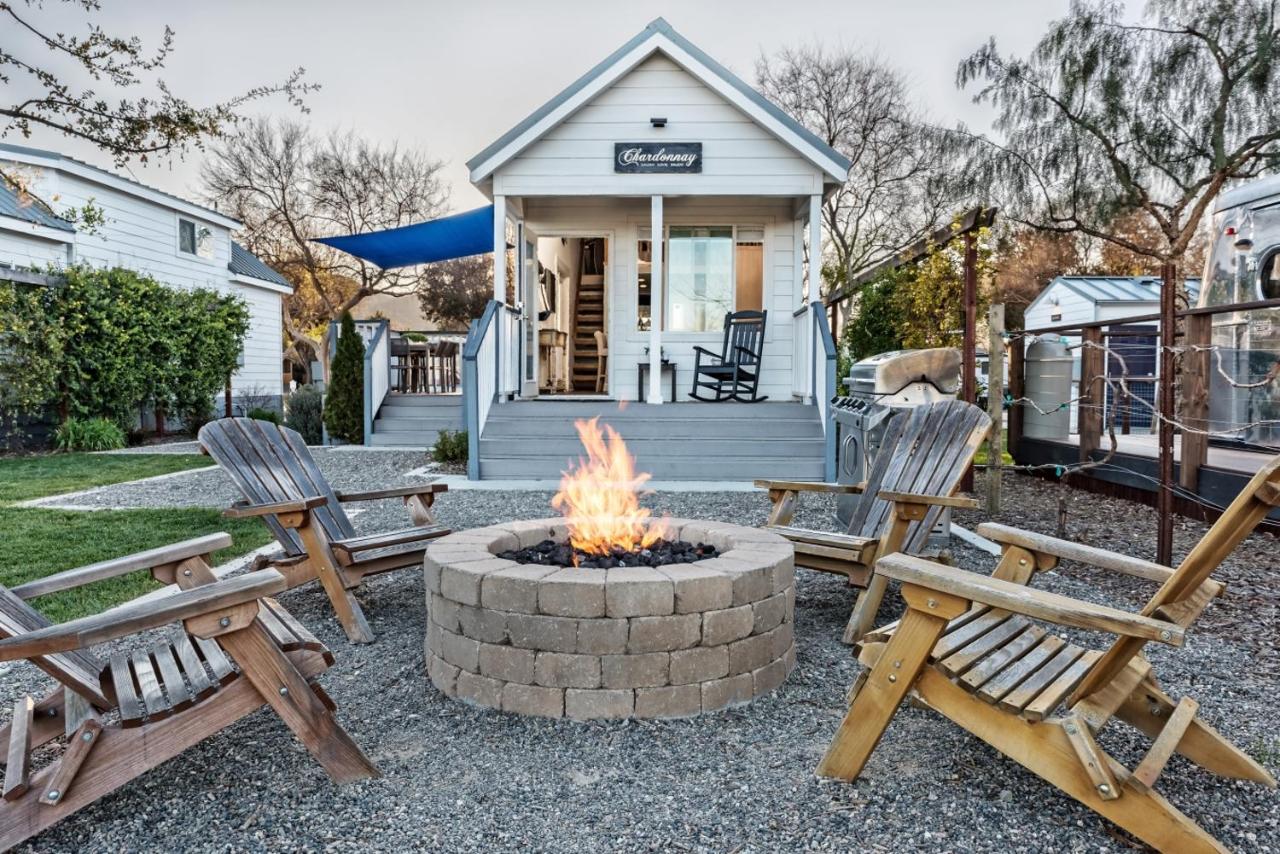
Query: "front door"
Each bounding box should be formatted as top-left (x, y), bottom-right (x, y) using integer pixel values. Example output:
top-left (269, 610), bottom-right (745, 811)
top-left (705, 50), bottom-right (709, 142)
top-left (519, 223), bottom-right (540, 397)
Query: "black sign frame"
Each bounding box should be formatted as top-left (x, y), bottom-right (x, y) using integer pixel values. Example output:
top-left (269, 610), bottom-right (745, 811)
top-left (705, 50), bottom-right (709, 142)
top-left (614, 142), bottom-right (702, 174)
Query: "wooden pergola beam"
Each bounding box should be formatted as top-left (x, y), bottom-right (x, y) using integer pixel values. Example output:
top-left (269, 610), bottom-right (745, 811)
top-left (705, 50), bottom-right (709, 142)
top-left (824, 206), bottom-right (998, 307)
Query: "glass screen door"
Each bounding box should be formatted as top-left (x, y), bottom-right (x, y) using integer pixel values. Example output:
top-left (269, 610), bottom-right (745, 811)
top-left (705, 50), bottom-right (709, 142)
top-left (519, 223), bottom-right (540, 397)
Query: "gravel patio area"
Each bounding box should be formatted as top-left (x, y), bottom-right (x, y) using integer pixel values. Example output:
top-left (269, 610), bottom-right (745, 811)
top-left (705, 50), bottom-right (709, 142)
top-left (8, 452), bottom-right (1280, 852)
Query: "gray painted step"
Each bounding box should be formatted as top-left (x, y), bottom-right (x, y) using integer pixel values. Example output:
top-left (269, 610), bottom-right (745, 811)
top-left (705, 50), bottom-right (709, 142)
top-left (481, 419), bottom-right (822, 439)
top-left (478, 456), bottom-right (824, 480)
top-left (374, 417), bottom-right (463, 433)
top-left (479, 437), bottom-right (824, 457)
top-left (379, 396), bottom-right (464, 410)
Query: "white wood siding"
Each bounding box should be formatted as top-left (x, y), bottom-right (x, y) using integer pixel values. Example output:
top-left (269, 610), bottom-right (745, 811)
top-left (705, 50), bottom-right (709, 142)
top-left (525, 196), bottom-right (800, 402)
top-left (0, 228), bottom-right (69, 268)
top-left (494, 55), bottom-right (826, 197)
top-left (0, 161), bottom-right (286, 403)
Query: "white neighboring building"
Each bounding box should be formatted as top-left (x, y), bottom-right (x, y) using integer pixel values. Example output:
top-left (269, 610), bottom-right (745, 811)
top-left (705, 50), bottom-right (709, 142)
top-left (0, 142), bottom-right (292, 409)
top-left (1023, 275), bottom-right (1201, 432)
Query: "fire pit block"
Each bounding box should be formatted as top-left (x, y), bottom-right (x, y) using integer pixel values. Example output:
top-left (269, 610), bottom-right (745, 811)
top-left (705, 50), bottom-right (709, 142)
top-left (424, 518), bottom-right (795, 720)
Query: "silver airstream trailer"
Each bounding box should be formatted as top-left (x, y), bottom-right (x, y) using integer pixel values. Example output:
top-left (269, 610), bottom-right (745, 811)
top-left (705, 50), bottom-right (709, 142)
top-left (1198, 175), bottom-right (1280, 447)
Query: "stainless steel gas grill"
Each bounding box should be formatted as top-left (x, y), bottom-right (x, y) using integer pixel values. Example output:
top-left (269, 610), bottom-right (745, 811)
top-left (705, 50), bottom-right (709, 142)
top-left (832, 348), bottom-right (962, 532)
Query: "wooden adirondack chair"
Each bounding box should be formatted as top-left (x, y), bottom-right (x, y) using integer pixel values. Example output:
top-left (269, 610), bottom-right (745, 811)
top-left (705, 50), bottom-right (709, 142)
top-left (0, 533), bottom-right (378, 850)
top-left (690, 310), bottom-right (768, 402)
top-left (756, 400), bottom-right (991, 644)
top-left (198, 417), bottom-right (451, 643)
top-left (818, 455), bottom-right (1280, 853)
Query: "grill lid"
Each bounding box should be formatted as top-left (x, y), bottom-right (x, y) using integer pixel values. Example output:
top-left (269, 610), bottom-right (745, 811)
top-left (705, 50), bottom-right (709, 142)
top-left (845, 348), bottom-right (962, 397)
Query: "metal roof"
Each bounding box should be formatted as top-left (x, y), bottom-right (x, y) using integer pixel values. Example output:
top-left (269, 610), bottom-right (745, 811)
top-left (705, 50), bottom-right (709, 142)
top-left (0, 171), bottom-right (75, 232)
top-left (1048, 275), bottom-right (1201, 303)
top-left (1215, 173), bottom-right (1280, 213)
top-left (229, 242), bottom-right (290, 287)
top-left (0, 142), bottom-right (238, 226)
top-left (466, 17), bottom-right (852, 181)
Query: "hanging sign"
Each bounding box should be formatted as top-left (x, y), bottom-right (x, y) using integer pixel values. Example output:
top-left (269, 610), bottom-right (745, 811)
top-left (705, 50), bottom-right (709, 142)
top-left (614, 142), bottom-right (702, 174)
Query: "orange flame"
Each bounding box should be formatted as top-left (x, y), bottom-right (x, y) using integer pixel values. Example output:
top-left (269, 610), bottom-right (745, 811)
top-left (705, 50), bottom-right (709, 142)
top-left (551, 417), bottom-right (668, 556)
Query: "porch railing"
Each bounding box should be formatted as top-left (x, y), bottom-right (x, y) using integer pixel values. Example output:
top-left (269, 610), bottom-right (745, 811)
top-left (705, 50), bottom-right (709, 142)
top-left (808, 302), bottom-right (837, 481)
top-left (363, 320), bottom-right (390, 445)
top-left (791, 306), bottom-right (811, 400)
top-left (462, 299), bottom-right (521, 479)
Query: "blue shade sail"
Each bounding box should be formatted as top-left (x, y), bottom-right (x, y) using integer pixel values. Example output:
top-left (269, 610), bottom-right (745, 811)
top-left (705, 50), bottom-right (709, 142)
top-left (314, 205), bottom-right (494, 269)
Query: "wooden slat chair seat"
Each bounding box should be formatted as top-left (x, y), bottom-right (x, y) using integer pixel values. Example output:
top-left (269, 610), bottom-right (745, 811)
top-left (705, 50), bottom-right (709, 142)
top-left (198, 417), bottom-right (452, 643)
top-left (757, 399), bottom-right (991, 643)
top-left (0, 537), bottom-right (376, 850)
top-left (862, 605), bottom-right (1102, 721)
top-left (818, 454), bottom-right (1280, 853)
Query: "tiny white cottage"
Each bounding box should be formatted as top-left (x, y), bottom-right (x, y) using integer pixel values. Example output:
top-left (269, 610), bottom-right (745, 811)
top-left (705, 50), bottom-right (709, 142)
top-left (324, 18), bottom-right (850, 479)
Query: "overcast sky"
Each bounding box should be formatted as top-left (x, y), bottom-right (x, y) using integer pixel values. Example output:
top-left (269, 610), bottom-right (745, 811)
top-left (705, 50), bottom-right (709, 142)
top-left (11, 1), bottom-right (1134, 215)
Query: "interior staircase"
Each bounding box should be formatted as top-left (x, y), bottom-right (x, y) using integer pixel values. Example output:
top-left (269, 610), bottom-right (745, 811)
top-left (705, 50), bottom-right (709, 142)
top-left (571, 274), bottom-right (605, 392)
top-left (368, 394), bottom-right (464, 447)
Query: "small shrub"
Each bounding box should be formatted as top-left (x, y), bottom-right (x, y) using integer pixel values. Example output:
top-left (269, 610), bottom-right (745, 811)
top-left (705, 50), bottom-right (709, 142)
top-left (324, 312), bottom-right (364, 444)
top-left (54, 417), bottom-right (127, 452)
top-left (246, 407), bottom-right (281, 425)
top-left (432, 429), bottom-right (468, 463)
top-left (285, 384), bottom-right (324, 445)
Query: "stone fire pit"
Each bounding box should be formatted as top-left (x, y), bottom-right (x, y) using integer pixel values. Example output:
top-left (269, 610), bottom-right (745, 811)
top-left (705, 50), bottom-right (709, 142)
top-left (424, 518), bottom-right (795, 720)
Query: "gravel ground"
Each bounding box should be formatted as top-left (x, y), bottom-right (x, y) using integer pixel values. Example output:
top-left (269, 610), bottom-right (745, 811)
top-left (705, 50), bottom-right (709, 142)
top-left (8, 457), bottom-right (1280, 852)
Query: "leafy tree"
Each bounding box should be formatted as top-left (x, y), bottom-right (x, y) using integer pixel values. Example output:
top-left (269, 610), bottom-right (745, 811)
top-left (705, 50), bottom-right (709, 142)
top-left (956, 0), bottom-right (1280, 280)
top-left (0, 279), bottom-right (61, 449)
top-left (0, 0), bottom-right (312, 163)
top-left (893, 230), bottom-right (993, 351)
top-left (838, 270), bottom-right (907, 372)
top-left (757, 44), bottom-right (959, 296)
top-left (168, 289), bottom-right (249, 429)
top-left (416, 254), bottom-right (493, 330)
top-left (993, 229), bottom-right (1086, 330)
top-left (323, 313), bottom-right (364, 444)
top-left (202, 119), bottom-right (449, 378)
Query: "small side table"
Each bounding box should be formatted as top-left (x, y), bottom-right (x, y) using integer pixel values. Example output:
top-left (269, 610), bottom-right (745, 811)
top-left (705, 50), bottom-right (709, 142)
top-left (637, 360), bottom-right (677, 403)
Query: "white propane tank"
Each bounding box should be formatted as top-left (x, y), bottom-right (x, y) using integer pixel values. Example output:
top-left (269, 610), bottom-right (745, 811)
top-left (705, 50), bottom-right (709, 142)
top-left (1024, 340), bottom-right (1073, 440)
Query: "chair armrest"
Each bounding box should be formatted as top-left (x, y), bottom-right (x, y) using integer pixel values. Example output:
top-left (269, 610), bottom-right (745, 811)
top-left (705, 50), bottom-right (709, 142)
top-left (879, 491), bottom-right (980, 510)
top-left (10, 533), bottom-right (233, 600)
top-left (223, 495), bottom-right (328, 519)
top-left (976, 523), bottom-right (1174, 583)
top-left (755, 479), bottom-right (866, 494)
top-left (876, 553), bottom-right (1185, 646)
top-left (691, 346), bottom-right (723, 361)
top-left (336, 483), bottom-right (449, 502)
top-left (0, 569), bottom-right (287, 660)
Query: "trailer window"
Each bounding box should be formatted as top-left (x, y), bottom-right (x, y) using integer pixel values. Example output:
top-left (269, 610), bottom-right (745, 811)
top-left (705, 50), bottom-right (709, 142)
top-left (1263, 250), bottom-right (1280, 300)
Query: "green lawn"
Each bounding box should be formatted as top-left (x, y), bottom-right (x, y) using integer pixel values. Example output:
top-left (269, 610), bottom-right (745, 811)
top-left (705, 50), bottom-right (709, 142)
top-left (0, 451), bottom-right (269, 622)
top-left (0, 452), bottom-right (212, 504)
top-left (0, 507), bottom-right (273, 622)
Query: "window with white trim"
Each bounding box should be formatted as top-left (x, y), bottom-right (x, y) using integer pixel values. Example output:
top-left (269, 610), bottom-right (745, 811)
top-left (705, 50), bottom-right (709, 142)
top-left (636, 225), bottom-right (765, 332)
top-left (178, 217), bottom-right (214, 259)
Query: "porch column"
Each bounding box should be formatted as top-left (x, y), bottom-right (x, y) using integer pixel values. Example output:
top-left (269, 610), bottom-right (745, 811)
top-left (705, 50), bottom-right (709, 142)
top-left (493, 194), bottom-right (506, 304)
top-left (649, 194), bottom-right (664, 405)
top-left (808, 194), bottom-right (823, 304)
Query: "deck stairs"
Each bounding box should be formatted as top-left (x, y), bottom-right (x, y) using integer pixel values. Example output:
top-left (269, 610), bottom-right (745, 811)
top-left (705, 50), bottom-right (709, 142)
top-left (477, 400), bottom-right (826, 480)
top-left (369, 394), bottom-right (464, 447)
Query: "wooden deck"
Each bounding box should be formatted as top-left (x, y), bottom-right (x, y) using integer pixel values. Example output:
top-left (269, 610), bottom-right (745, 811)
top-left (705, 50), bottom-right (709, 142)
top-left (1015, 434), bottom-right (1280, 526)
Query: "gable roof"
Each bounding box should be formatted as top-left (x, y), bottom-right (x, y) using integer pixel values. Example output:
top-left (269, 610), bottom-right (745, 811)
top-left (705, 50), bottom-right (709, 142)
top-left (0, 142), bottom-right (239, 229)
top-left (0, 171), bottom-right (75, 232)
top-left (467, 17), bottom-right (852, 186)
top-left (229, 242), bottom-right (291, 289)
top-left (1027, 275), bottom-right (1202, 319)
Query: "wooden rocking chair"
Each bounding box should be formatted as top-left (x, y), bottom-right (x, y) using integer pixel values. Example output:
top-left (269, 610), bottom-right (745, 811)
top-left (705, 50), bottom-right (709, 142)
top-left (198, 417), bottom-right (451, 644)
top-left (0, 533), bottom-right (378, 850)
top-left (756, 400), bottom-right (991, 644)
top-left (689, 310), bottom-right (768, 402)
top-left (818, 455), bottom-right (1280, 853)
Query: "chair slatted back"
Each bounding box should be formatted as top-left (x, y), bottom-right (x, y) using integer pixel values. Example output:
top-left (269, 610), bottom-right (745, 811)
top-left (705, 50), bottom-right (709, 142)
top-left (0, 588), bottom-right (111, 708)
top-left (1072, 454), bottom-right (1280, 704)
top-left (198, 418), bottom-right (355, 557)
top-left (847, 400), bottom-right (992, 551)
top-left (721, 311), bottom-right (766, 367)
